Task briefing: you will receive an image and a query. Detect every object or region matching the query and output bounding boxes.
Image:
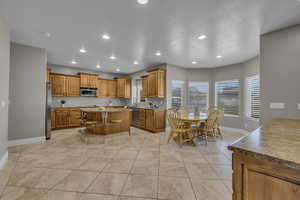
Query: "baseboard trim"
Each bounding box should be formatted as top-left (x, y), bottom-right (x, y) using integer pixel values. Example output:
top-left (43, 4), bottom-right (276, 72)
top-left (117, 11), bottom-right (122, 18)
top-left (221, 126), bottom-right (249, 135)
top-left (0, 151), bottom-right (8, 169)
top-left (8, 136), bottom-right (46, 147)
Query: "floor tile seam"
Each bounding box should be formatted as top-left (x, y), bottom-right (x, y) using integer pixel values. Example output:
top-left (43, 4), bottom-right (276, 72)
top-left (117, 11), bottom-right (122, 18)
top-left (182, 159), bottom-right (200, 200)
top-left (2, 160), bottom-right (20, 196)
top-left (82, 170), bottom-right (103, 193)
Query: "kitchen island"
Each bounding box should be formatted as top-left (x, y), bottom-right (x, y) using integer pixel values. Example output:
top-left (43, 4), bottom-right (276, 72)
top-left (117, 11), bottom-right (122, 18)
top-left (228, 118), bottom-right (300, 200)
top-left (81, 107), bottom-right (132, 135)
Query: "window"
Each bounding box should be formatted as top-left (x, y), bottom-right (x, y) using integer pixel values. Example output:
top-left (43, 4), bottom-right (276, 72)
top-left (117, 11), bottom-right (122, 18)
top-left (188, 82), bottom-right (209, 109)
top-left (132, 79), bottom-right (142, 104)
top-left (215, 80), bottom-right (240, 116)
top-left (171, 80), bottom-right (184, 108)
top-left (246, 75), bottom-right (260, 119)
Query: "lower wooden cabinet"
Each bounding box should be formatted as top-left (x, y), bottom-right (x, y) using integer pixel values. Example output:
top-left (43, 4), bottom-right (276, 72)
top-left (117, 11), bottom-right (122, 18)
top-left (232, 152), bottom-right (300, 200)
top-left (141, 109), bottom-right (165, 133)
top-left (52, 107), bottom-right (81, 130)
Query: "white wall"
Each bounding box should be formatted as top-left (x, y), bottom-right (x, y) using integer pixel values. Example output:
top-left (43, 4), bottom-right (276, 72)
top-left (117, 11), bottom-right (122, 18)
top-left (9, 43), bottom-right (47, 140)
top-left (261, 25), bottom-right (300, 123)
top-left (0, 17), bottom-right (10, 167)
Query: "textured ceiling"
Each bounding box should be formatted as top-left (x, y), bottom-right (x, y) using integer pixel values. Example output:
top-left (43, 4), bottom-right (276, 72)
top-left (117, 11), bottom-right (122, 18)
top-left (1, 0), bottom-right (300, 74)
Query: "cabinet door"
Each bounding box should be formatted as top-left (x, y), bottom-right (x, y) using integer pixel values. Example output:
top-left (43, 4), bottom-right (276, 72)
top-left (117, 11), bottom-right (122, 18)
top-left (97, 79), bottom-right (108, 97)
top-left (154, 110), bottom-right (165, 130)
top-left (107, 80), bottom-right (117, 98)
top-left (51, 75), bottom-right (66, 96)
top-left (54, 109), bottom-right (69, 129)
top-left (139, 109), bottom-right (146, 128)
top-left (51, 109), bottom-right (55, 129)
top-left (117, 79), bottom-right (126, 98)
top-left (142, 77), bottom-right (148, 98)
top-left (66, 76), bottom-right (80, 97)
top-left (145, 109), bottom-right (154, 131)
top-left (80, 74), bottom-right (89, 88)
top-left (124, 79), bottom-right (131, 98)
top-left (157, 70), bottom-right (165, 98)
top-left (147, 72), bottom-right (157, 97)
top-left (88, 75), bottom-right (98, 88)
top-left (69, 108), bottom-right (81, 127)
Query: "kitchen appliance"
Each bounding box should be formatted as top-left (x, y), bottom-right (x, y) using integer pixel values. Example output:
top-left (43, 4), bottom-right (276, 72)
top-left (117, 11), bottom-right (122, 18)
top-left (80, 88), bottom-right (97, 97)
top-left (132, 107), bottom-right (140, 127)
top-left (45, 82), bottom-right (52, 140)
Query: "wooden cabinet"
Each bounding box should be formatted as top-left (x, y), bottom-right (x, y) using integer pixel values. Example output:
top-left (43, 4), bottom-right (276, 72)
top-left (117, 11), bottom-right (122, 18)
top-left (66, 76), bottom-right (80, 97)
top-left (97, 79), bottom-right (108, 97)
top-left (145, 109), bottom-right (165, 133)
top-left (147, 69), bottom-right (165, 98)
top-left (139, 109), bottom-right (146, 128)
top-left (54, 108), bottom-right (70, 129)
top-left (141, 76), bottom-right (148, 98)
top-left (51, 74), bottom-right (66, 96)
top-left (107, 80), bottom-right (117, 98)
top-left (50, 74), bottom-right (80, 97)
top-left (80, 73), bottom-right (97, 88)
top-left (52, 107), bottom-right (81, 129)
top-left (51, 109), bottom-right (55, 129)
top-left (69, 108), bottom-right (81, 127)
top-left (116, 78), bottom-right (131, 98)
top-left (232, 152), bottom-right (300, 200)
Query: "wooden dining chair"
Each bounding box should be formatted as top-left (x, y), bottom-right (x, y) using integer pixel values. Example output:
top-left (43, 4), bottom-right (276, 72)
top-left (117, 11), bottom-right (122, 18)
top-left (167, 110), bottom-right (194, 147)
top-left (199, 112), bottom-right (218, 145)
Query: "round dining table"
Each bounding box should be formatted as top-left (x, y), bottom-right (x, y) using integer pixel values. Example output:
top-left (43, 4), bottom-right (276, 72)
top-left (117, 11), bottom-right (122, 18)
top-left (176, 112), bottom-right (208, 123)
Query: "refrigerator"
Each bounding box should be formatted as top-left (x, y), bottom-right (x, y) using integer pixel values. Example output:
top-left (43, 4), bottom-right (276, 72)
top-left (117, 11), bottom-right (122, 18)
top-left (45, 82), bottom-right (52, 140)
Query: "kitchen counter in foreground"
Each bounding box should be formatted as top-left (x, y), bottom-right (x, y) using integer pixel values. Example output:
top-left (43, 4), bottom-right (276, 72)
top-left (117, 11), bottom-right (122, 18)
top-left (228, 118), bottom-right (300, 200)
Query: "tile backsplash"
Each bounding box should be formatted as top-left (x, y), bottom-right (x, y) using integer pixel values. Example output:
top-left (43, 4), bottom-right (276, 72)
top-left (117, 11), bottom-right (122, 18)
top-left (52, 97), bottom-right (129, 107)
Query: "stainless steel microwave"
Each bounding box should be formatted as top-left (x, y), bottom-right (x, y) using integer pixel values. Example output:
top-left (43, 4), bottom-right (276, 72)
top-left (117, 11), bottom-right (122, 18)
top-left (80, 88), bottom-right (97, 97)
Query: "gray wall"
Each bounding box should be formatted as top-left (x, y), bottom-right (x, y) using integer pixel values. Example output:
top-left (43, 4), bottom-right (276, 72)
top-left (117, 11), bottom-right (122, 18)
top-left (261, 25), bottom-right (300, 123)
top-left (0, 17), bottom-right (10, 162)
top-left (9, 43), bottom-right (47, 140)
top-left (211, 57), bottom-right (260, 131)
top-left (166, 57), bottom-right (260, 131)
top-left (48, 65), bottom-right (128, 107)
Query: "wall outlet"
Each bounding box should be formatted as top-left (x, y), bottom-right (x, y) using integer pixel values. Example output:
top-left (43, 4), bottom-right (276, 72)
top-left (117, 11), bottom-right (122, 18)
top-left (270, 103), bottom-right (285, 109)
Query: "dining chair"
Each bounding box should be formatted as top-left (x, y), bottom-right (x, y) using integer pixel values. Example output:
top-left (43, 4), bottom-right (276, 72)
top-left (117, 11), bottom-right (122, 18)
top-left (199, 112), bottom-right (218, 145)
top-left (167, 110), bottom-right (194, 147)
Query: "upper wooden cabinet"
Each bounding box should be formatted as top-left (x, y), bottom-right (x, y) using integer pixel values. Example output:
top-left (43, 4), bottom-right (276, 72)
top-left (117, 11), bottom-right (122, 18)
top-left (116, 77), bottom-right (131, 98)
top-left (97, 79), bottom-right (108, 97)
top-left (107, 80), bottom-right (117, 98)
top-left (50, 73), bottom-right (80, 97)
top-left (66, 76), bottom-right (80, 97)
top-left (141, 75), bottom-right (148, 98)
top-left (144, 69), bottom-right (165, 98)
top-left (51, 74), bottom-right (66, 96)
top-left (80, 73), bottom-right (98, 88)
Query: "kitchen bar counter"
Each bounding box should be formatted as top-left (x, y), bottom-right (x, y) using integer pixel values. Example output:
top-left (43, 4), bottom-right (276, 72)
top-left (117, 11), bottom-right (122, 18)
top-left (228, 118), bottom-right (300, 200)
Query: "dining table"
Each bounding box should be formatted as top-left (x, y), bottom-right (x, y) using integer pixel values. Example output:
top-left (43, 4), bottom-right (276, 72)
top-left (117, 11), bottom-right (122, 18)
top-left (176, 111), bottom-right (208, 123)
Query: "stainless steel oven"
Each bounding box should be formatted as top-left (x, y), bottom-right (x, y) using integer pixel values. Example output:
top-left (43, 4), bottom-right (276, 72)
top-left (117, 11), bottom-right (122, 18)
top-left (80, 88), bottom-right (97, 97)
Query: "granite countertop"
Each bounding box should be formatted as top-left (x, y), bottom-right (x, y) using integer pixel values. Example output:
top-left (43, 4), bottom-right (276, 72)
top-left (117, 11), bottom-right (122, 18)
top-left (228, 118), bottom-right (300, 170)
top-left (80, 107), bottom-right (132, 112)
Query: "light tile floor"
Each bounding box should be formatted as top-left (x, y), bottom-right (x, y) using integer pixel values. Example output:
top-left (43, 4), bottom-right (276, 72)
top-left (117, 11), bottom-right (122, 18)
top-left (0, 127), bottom-right (246, 200)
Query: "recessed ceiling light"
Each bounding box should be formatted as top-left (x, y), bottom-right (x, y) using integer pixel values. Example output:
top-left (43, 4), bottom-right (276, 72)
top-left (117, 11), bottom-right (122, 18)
top-left (155, 51), bottom-right (161, 56)
top-left (198, 35), bottom-right (207, 40)
top-left (134, 61), bottom-right (139, 65)
top-left (137, 0), bottom-right (149, 5)
top-left (192, 61), bottom-right (197, 64)
top-left (216, 55), bottom-right (222, 59)
top-left (71, 60), bottom-right (77, 65)
top-left (44, 32), bottom-right (51, 37)
top-left (102, 34), bottom-right (110, 40)
top-left (116, 68), bottom-right (120, 72)
top-left (79, 47), bottom-right (87, 53)
top-left (110, 55), bottom-right (116, 60)
top-left (96, 64), bottom-right (101, 69)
